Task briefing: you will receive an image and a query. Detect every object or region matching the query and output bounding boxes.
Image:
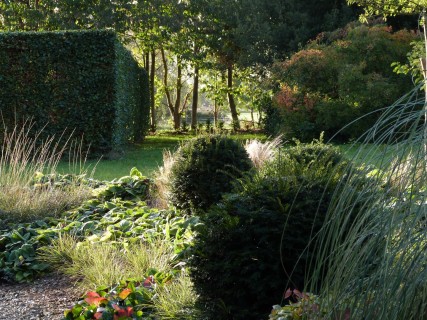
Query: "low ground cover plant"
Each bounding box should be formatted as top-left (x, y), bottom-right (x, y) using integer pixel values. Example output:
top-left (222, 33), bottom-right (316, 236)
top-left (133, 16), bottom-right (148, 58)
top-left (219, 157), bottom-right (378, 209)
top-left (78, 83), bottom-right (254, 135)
top-left (63, 272), bottom-right (199, 320)
top-left (0, 168), bottom-right (185, 283)
top-left (0, 166), bottom-right (201, 319)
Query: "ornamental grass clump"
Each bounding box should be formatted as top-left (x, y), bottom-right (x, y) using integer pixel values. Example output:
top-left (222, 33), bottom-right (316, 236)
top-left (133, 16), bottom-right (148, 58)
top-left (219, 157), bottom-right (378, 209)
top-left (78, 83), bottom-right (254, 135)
top-left (244, 135), bottom-right (282, 169)
top-left (0, 120), bottom-right (92, 223)
top-left (308, 84), bottom-right (427, 319)
top-left (151, 150), bottom-right (176, 209)
top-left (38, 235), bottom-right (174, 290)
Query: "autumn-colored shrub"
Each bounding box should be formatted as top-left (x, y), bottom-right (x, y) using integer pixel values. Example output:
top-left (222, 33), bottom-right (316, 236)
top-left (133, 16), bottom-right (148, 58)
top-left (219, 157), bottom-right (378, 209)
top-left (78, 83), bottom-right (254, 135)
top-left (266, 22), bottom-right (416, 141)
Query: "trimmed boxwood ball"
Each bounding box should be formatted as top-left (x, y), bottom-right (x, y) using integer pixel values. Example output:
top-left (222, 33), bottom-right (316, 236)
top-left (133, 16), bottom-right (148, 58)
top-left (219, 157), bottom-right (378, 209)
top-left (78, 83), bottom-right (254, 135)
top-left (287, 138), bottom-right (344, 168)
top-left (188, 141), bottom-right (373, 319)
top-left (169, 135), bottom-right (253, 213)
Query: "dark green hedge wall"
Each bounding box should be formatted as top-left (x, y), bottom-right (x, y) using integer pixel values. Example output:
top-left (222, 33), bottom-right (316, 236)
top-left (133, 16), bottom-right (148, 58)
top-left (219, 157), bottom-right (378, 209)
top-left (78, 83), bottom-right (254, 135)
top-left (0, 30), bottom-right (149, 156)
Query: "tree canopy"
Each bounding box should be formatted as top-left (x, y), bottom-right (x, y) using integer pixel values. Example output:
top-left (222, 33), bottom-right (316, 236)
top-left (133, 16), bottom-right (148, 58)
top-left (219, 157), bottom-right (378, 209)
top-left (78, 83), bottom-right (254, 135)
top-left (347, 0), bottom-right (427, 17)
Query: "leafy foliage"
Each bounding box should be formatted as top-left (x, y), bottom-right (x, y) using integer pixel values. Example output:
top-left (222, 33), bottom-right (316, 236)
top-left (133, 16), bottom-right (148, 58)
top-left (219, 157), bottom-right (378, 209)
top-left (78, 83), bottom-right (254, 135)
top-left (169, 135), bottom-right (253, 213)
top-left (63, 275), bottom-right (163, 319)
top-left (269, 290), bottom-right (326, 320)
top-left (0, 30), bottom-right (149, 156)
top-left (0, 221), bottom-right (54, 282)
top-left (267, 22), bottom-right (416, 141)
top-left (188, 140), bottom-right (370, 319)
top-left (0, 168), bottom-right (190, 283)
top-left (347, 0), bottom-right (426, 18)
top-left (63, 270), bottom-right (199, 320)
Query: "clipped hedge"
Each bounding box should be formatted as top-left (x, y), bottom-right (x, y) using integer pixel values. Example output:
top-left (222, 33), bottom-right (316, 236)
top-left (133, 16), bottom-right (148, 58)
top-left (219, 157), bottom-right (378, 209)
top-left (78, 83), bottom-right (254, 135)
top-left (0, 30), bottom-right (150, 156)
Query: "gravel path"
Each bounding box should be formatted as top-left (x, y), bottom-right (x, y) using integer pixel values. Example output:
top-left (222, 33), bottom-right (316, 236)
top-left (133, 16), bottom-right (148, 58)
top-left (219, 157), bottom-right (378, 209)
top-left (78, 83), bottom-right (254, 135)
top-left (0, 274), bottom-right (82, 320)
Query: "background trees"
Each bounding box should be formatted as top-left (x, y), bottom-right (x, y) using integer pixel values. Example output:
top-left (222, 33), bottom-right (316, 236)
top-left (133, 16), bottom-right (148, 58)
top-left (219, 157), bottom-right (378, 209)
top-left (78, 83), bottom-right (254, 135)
top-left (187, 0), bottom-right (357, 129)
top-left (2, 0), bottom-right (416, 136)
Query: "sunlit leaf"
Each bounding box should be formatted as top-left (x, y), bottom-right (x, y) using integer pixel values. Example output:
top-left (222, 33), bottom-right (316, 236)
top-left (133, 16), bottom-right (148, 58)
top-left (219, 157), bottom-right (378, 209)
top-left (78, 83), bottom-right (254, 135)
top-left (118, 288), bottom-right (132, 300)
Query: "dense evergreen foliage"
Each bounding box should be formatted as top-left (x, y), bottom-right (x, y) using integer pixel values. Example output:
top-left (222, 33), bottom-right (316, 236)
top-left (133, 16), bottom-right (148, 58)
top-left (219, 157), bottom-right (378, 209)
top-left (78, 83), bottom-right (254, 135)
top-left (0, 30), bottom-right (149, 156)
top-left (169, 135), bottom-right (253, 213)
top-left (188, 140), bottom-right (373, 319)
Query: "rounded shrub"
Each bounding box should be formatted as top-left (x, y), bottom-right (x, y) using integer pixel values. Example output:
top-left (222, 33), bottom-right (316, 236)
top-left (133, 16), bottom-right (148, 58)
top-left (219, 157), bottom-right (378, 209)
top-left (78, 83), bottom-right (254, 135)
top-left (188, 141), bottom-right (373, 319)
top-left (286, 136), bottom-right (346, 173)
top-left (168, 135), bottom-right (253, 213)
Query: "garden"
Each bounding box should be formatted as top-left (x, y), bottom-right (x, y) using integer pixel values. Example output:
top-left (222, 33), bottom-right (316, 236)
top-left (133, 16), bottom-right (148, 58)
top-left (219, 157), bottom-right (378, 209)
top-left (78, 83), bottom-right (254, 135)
top-left (1, 0), bottom-right (427, 320)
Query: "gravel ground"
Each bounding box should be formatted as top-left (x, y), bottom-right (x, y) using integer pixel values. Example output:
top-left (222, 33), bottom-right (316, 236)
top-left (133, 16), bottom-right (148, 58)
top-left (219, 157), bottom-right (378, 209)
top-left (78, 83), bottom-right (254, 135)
top-left (0, 274), bottom-right (82, 320)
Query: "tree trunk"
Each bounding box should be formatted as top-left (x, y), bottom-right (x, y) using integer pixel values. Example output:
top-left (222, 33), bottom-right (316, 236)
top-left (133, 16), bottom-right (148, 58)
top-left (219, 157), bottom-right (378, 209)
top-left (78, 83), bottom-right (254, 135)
top-left (161, 48), bottom-right (180, 130)
top-left (173, 112), bottom-right (181, 131)
top-left (144, 52), bottom-right (149, 72)
top-left (191, 66), bottom-right (199, 130)
top-left (150, 50), bottom-right (156, 132)
top-left (174, 59), bottom-right (183, 130)
top-left (214, 99), bottom-right (219, 127)
top-left (227, 65), bottom-right (239, 129)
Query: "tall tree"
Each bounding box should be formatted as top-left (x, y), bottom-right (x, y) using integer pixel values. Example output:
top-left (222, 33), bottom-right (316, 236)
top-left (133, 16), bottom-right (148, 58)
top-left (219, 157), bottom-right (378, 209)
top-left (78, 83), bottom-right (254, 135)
top-left (0, 0), bottom-right (132, 31)
top-left (189, 0), bottom-right (356, 128)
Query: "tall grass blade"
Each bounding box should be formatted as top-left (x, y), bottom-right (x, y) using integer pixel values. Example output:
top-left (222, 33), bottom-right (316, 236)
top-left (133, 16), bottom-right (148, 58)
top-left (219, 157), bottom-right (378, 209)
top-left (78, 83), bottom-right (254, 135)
top-left (308, 84), bottom-right (427, 319)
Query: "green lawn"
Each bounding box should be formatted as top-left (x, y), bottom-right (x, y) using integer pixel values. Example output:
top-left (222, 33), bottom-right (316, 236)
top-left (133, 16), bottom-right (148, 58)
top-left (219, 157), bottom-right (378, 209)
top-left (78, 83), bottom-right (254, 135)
top-left (337, 142), bottom-right (398, 167)
top-left (58, 131), bottom-right (267, 181)
top-left (57, 132), bottom-right (397, 181)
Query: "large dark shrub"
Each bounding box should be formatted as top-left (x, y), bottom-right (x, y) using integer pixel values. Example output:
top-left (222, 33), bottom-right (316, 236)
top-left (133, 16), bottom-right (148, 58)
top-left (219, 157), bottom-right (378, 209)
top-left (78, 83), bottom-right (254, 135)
top-left (169, 135), bottom-right (253, 213)
top-left (188, 140), bottom-right (372, 319)
top-left (0, 30), bottom-right (150, 156)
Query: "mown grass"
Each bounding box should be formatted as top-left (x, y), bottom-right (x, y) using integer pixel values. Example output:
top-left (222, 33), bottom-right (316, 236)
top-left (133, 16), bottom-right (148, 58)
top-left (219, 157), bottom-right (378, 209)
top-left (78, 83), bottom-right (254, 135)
top-left (337, 142), bottom-right (396, 167)
top-left (55, 131), bottom-right (394, 181)
top-left (57, 131), bottom-right (267, 181)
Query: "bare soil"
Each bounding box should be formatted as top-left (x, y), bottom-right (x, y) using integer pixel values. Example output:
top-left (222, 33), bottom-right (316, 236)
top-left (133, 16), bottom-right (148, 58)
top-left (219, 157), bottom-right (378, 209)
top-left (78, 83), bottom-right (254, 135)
top-left (0, 273), bottom-right (81, 320)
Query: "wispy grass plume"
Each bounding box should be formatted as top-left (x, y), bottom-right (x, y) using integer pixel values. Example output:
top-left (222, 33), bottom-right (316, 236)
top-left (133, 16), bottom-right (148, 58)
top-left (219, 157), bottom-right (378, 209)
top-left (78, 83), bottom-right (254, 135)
top-left (244, 135), bottom-right (282, 169)
top-left (308, 84), bottom-right (427, 319)
top-left (0, 119), bottom-right (92, 222)
top-left (151, 149), bottom-right (176, 208)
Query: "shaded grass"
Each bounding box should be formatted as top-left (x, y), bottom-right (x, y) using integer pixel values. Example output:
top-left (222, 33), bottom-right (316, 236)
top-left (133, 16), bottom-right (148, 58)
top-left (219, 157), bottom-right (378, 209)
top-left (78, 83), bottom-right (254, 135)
top-left (38, 234), bottom-right (174, 290)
